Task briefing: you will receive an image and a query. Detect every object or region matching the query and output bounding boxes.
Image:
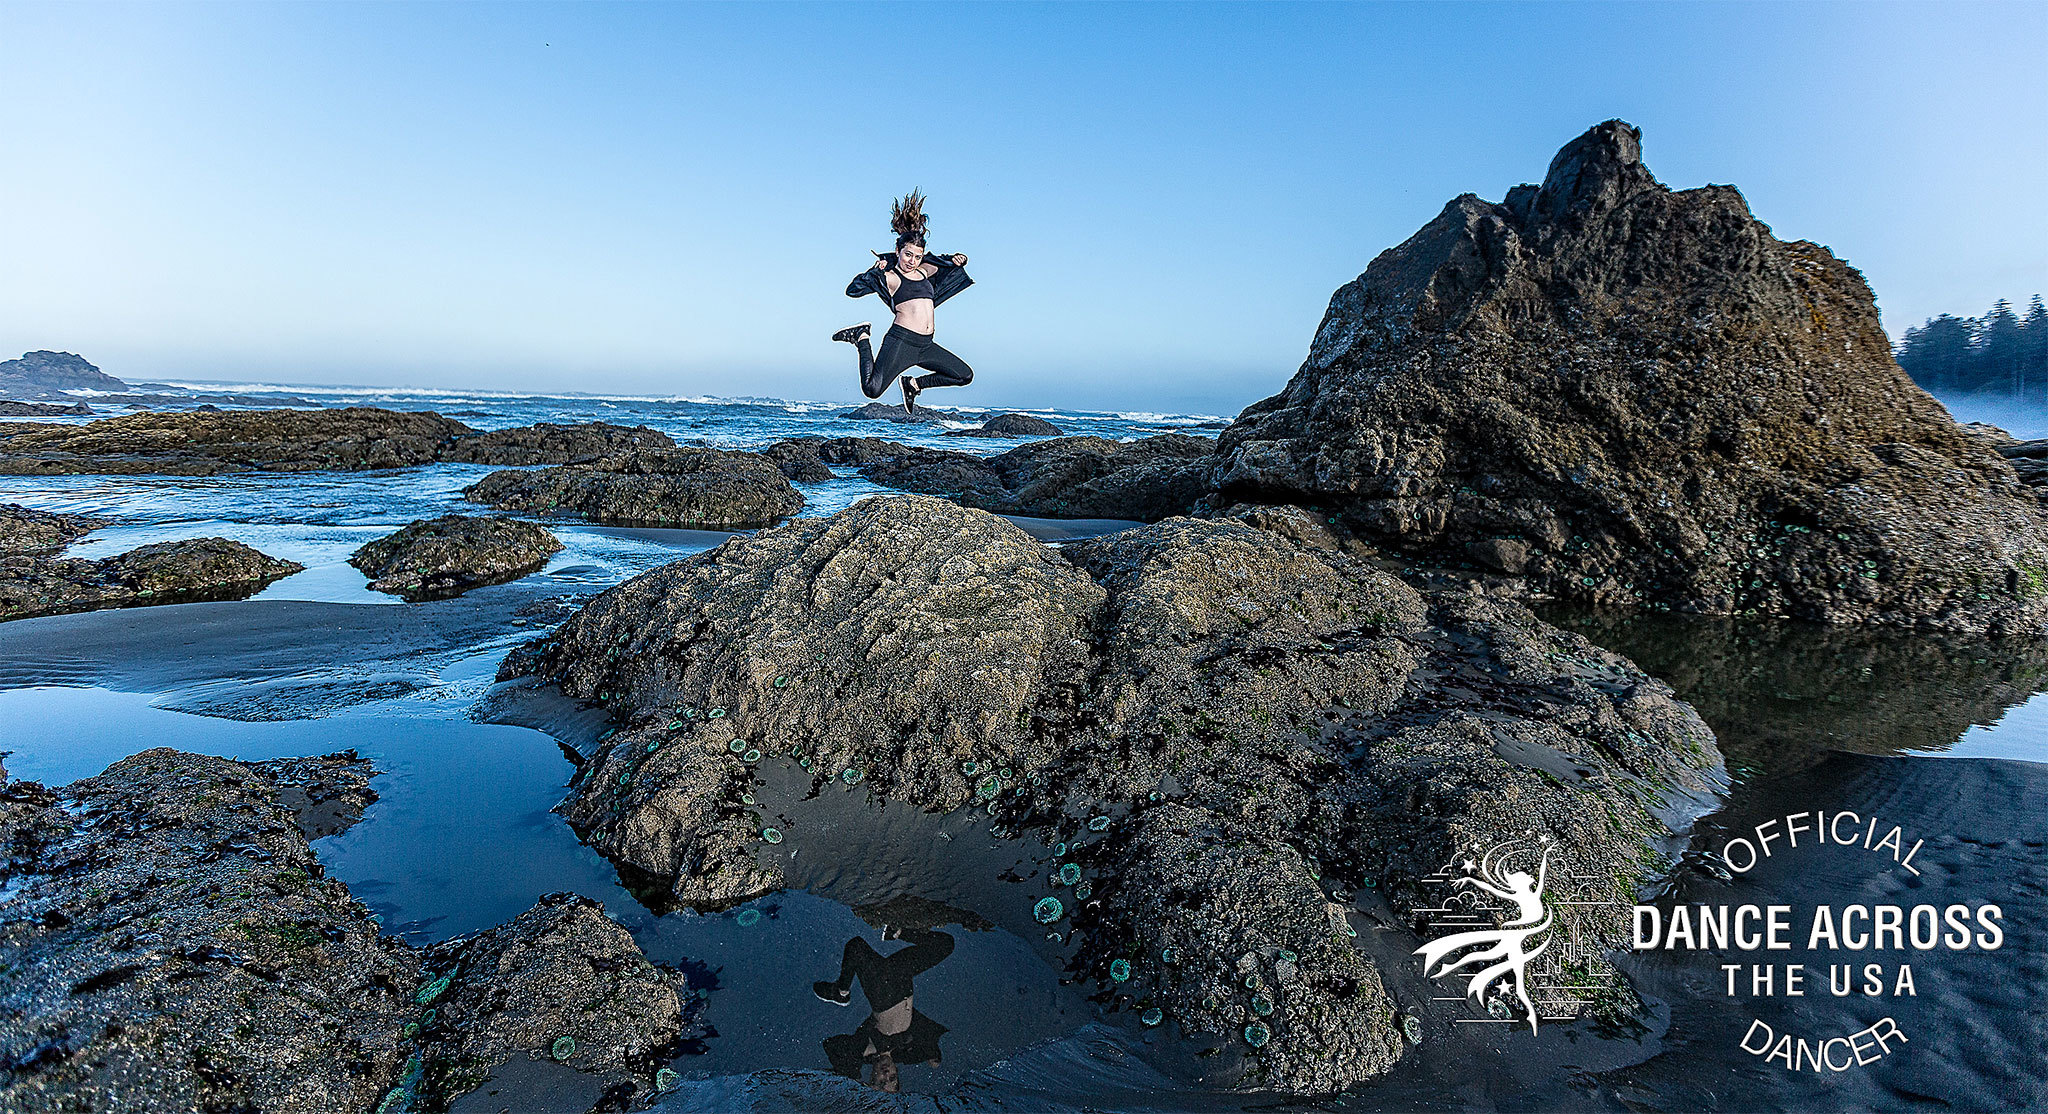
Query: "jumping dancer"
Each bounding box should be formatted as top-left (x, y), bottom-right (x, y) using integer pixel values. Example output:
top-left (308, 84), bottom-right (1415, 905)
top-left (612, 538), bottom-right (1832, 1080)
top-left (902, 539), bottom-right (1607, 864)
top-left (832, 190), bottom-right (976, 414)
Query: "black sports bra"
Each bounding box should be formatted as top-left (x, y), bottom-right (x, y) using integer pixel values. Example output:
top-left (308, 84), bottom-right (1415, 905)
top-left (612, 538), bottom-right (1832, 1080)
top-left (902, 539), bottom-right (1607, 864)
top-left (892, 268), bottom-right (936, 303)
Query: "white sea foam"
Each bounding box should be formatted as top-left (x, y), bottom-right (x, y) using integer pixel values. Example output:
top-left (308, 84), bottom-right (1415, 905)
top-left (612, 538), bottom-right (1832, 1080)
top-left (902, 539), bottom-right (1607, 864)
top-left (130, 379), bottom-right (875, 410)
top-left (1111, 411), bottom-right (1228, 425)
top-left (60, 375), bottom-right (1234, 429)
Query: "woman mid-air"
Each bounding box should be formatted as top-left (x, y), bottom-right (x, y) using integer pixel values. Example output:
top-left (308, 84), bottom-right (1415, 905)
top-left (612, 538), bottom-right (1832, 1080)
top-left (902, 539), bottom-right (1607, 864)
top-left (832, 190), bottom-right (975, 415)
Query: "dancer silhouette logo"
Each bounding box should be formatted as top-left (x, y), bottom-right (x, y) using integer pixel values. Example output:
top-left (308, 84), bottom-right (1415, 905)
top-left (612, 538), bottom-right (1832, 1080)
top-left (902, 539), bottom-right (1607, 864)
top-left (1412, 832), bottom-right (1622, 1033)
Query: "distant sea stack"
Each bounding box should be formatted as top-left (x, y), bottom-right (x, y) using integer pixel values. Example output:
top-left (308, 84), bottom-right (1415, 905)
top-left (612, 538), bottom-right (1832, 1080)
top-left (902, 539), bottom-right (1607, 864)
top-left (1211, 120), bottom-right (2048, 635)
top-left (0, 351), bottom-right (127, 399)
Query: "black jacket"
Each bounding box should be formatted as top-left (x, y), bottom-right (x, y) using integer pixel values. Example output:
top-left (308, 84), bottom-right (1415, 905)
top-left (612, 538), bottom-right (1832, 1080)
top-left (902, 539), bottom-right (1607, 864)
top-left (846, 253), bottom-right (974, 310)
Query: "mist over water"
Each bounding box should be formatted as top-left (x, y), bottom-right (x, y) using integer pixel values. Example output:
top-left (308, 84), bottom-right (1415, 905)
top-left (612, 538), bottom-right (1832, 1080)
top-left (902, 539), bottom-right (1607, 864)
top-left (1929, 392), bottom-right (2048, 439)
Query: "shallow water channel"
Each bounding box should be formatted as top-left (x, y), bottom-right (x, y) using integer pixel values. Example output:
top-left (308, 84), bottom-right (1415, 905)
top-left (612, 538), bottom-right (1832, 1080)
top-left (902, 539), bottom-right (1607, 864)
top-left (0, 534), bottom-right (2042, 1109)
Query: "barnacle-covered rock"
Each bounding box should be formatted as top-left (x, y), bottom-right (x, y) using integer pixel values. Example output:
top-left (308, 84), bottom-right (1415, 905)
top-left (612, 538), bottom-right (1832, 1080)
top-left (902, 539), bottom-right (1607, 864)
top-left (463, 448), bottom-right (803, 529)
top-left (350, 514), bottom-right (561, 600)
top-left (0, 537), bottom-right (302, 622)
top-left (527, 497), bottom-right (1722, 1092)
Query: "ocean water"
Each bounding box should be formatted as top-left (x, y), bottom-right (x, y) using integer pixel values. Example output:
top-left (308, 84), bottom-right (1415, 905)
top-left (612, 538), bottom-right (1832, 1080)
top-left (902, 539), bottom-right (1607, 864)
top-left (1930, 391), bottom-right (2048, 440)
top-left (4, 384), bottom-right (1223, 603)
top-left (0, 384), bottom-right (2043, 1110)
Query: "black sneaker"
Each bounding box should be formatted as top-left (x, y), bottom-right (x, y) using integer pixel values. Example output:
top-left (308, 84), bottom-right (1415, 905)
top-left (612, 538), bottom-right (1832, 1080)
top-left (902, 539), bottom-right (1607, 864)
top-left (901, 376), bottom-right (921, 415)
top-left (831, 322), bottom-right (871, 344)
top-left (813, 981), bottom-right (851, 1006)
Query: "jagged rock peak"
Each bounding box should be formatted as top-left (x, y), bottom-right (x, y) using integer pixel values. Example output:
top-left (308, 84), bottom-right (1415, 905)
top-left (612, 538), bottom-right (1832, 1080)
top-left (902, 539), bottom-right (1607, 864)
top-left (1312, 118), bottom-right (1775, 352)
top-left (1213, 120), bottom-right (2048, 634)
top-left (1528, 118), bottom-right (1657, 222)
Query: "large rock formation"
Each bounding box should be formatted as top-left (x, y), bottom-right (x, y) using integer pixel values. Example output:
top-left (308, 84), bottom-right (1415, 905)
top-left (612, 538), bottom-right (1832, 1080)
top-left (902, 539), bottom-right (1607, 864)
top-left (350, 514), bottom-right (563, 600)
top-left (860, 434), bottom-right (1216, 522)
top-left (1210, 120), bottom-right (2048, 635)
top-left (0, 351), bottom-right (126, 399)
top-left (463, 448), bottom-right (804, 529)
top-left (0, 750), bottom-right (698, 1113)
top-left (0, 537), bottom-right (303, 622)
top-left (510, 496), bottom-right (1722, 1092)
top-left (0, 408), bottom-right (674, 475)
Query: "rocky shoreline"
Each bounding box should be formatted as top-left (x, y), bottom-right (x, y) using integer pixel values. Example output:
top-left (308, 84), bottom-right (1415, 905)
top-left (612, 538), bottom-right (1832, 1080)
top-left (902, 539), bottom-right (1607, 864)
top-left (503, 495), bottom-right (1723, 1092)
top-left (350, 515), bottom-right (564, 601)
top-left (462, 447), bottom-right (805, 529)
top-left (0, 410), bottom-right (678, 476)
top-left (0, 749), bottom-right (702, 1113)
top-left (1, 502), bottom-right (303, 623)
top-left (2, 117), bottom-right (2044, 1107)
top-left (0, 401), bottom-right (95, 418)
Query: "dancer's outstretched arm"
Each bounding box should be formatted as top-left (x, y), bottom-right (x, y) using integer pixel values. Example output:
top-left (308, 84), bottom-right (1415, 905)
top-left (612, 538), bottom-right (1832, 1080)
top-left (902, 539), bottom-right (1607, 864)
top-left (846, 255), bottom-right (891, 298)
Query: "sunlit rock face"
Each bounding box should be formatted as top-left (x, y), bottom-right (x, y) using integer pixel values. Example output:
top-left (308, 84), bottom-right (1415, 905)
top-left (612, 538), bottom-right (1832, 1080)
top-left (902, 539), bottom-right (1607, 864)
top-left (1211, 120), bottom-right (2048, 635)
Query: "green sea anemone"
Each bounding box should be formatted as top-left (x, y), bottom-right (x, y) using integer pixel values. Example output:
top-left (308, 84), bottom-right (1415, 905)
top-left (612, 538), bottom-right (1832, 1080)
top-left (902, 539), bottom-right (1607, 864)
top-left (414, 975), bottom-right (451, 1004)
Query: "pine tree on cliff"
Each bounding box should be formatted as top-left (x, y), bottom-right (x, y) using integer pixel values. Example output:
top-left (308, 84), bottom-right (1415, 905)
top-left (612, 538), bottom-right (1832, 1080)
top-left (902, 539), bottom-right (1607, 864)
top-left (2025, 295), bottom-right (2048, 399)
top-left (1895, 296), bottom-right (2045, 398)
top-left (1898, 314), bottom-right (1975, 392)
top-left (1981, 298), bottom-right (2024, 395)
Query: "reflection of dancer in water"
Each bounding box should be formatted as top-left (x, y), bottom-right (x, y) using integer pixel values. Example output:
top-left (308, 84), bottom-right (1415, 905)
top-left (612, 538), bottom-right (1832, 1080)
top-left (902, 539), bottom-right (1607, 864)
top-left (1414, 845), bottom-right (1553, 1033)
top-left (814, 926), bottom-right (955, 1091)
top-left (831, 190), bottom-right (976, 415)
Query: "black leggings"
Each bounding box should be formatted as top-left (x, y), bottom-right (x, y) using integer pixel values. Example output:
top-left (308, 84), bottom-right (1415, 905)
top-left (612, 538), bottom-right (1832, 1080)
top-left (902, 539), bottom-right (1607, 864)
top-left (825, 929), bottom-right (955, 1012)
top-left (859, 324), bottom-right (974, 399)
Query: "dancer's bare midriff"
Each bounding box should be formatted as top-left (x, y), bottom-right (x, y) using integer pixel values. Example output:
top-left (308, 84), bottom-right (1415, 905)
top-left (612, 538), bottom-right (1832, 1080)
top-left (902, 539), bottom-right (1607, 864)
top-left (890, 295), bottom-right (935, 335)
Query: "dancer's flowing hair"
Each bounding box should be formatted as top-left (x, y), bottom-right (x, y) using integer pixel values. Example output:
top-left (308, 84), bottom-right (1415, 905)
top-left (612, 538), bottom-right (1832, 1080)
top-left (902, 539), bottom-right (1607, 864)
top-left (891, 190), bottom-right (929, 249)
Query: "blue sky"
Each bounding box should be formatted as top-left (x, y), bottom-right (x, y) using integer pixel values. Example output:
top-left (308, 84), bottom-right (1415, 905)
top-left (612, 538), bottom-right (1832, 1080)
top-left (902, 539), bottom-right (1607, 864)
top-left (1, 2), bottom-right (2042, 415)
